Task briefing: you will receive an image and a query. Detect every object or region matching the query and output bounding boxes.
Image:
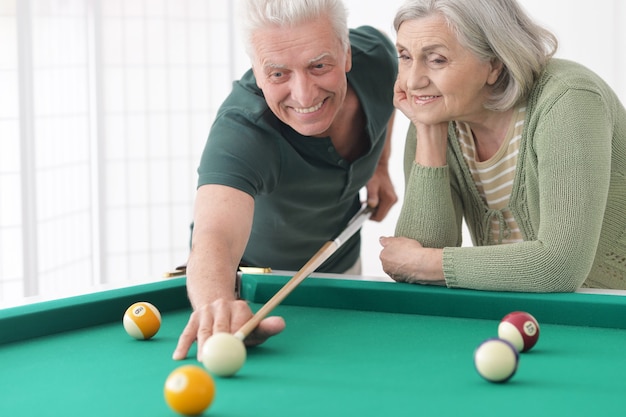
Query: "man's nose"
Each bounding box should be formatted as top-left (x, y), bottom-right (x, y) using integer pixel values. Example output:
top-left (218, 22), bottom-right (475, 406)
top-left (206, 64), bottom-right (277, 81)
top-left (290, 73), bottom-right (317, 107)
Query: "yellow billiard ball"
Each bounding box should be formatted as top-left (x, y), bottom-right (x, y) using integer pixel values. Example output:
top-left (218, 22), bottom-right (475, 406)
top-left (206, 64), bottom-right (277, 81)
top-left (123, 302), bottom-right (161, 340)
top-left (164, 365), bottom-right (216, 416)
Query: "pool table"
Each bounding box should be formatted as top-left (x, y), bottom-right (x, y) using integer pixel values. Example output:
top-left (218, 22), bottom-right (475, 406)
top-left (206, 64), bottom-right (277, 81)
top-left (1, 272), bottom-right (625, 417)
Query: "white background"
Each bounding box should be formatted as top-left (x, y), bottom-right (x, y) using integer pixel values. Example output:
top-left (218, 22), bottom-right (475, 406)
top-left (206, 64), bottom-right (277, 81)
top-left (0, 0), bottom-right (624, 305)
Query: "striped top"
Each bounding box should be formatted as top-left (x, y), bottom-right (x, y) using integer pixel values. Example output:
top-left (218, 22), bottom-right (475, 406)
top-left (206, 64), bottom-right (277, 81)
top-left (456, 105), bottom-right (526, 243)
top-left (397, 59), bottom-right (626, 291)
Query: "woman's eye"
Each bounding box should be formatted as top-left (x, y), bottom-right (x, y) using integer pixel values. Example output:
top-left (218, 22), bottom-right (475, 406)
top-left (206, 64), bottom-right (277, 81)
top-left (427, 55), bottom-right (447, 68)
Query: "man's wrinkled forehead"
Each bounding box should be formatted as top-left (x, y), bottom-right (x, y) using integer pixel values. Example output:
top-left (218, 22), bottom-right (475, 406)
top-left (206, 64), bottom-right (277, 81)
top-left (260, 52), bottom-right (333, 71)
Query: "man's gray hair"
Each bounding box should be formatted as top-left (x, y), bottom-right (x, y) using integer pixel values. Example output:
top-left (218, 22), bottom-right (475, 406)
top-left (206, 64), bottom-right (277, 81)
top-left (239, 0), bottom-right (350, 60)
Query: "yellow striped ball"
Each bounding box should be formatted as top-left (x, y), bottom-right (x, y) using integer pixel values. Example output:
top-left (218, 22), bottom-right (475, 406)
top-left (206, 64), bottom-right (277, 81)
top-left (123, 301), bottom-right (161, 340)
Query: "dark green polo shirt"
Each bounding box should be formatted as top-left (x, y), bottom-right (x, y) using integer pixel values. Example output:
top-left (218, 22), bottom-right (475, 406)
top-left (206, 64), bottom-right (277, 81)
top-left (197, 26), bottom-right (397, 272)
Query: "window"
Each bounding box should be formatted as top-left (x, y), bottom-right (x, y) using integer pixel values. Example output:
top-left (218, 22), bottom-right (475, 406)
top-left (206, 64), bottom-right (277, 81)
top-left (0, 0), bottom-right (235, 306)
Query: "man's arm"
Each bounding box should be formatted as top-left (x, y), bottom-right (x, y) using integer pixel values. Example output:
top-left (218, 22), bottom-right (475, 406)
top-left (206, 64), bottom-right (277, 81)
top-left (366, 110), bottom-right (398, 221)
top-left (172, 184), bottom-right (284, 360)
top-left (187, 184), bottom-right (254, 308)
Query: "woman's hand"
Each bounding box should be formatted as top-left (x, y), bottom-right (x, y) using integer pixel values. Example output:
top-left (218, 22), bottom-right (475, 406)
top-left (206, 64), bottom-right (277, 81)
top-left (393, 80), bottom-right (449, 166)
top-left (393, 79), bottom-right (415, 124)
top-left (379, 236), bottom-right (446, 286)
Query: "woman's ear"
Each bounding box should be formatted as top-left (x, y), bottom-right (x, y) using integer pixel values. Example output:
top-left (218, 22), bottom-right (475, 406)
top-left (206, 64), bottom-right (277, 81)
top-left (487, 59), bottom-right (504, 86)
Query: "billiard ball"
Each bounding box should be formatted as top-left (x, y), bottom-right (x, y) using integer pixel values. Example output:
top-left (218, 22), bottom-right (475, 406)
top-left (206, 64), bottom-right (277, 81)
top-left (123, 301), bottom-right (161, 340)
top-left (498, 311), bottom-right (540, 352)
top-left (201, 332), bottom-right (247, 377)
top-left (164, 365), bottom-right (215, 416)
top-left (474, 338), bottom-right (519, 383)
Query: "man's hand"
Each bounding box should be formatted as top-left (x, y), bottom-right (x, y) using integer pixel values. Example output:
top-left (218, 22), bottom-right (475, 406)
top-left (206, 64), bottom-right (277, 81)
top-left (366, 109), bottom-right (398, 222)
top-left (365, 167), bottom-right (397, 222)
top-left (172, 299), bottom-right (286, 361)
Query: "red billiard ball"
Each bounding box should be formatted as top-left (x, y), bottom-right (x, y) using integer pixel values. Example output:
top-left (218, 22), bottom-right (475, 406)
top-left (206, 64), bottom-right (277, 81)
top-left (498, 311), bottom-right (540, 352)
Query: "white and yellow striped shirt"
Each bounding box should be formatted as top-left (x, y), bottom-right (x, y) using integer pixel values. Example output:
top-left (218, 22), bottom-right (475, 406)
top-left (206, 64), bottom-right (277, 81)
top-left (456, 105), bottom-right (526, 244)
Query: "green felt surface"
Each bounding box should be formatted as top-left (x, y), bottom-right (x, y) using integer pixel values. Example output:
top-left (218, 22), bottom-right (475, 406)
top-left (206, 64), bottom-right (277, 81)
top-left (1, 274), bottom-right (625, 417)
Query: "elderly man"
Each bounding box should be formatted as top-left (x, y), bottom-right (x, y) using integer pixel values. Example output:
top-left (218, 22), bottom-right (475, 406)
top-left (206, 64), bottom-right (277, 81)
top-left (173, 0), bottom-right (398, 360)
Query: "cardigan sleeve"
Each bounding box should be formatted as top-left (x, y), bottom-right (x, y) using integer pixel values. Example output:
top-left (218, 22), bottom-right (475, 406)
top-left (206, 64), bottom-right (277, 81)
top-left (444, 88), bottom-right (612, 292)
top-left (395, 86), bottom-right (613, 292)
top-left (394, 123), bottom-right (464, 248)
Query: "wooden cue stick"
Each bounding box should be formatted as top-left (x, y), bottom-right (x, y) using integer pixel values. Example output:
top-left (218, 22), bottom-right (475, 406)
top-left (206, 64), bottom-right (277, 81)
top-left (234, 205), bottom-right (375, 340)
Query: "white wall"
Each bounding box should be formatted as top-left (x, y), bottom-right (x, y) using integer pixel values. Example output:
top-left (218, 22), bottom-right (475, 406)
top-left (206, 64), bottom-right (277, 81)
top-left (0, 1), bottom-right (234, 306)
top-left (2, 0), bottom-right (624, 305)
top-left (342, 0), bottom-right (626, 278)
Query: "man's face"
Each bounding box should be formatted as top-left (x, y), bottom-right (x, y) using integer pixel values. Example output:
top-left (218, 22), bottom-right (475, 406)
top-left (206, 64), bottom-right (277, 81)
top-left (251, 15), bottom-right (351, 137)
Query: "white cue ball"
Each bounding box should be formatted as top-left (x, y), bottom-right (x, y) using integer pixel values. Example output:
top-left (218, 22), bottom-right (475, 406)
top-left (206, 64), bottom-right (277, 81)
top-left (474, 338), bottom-right (519, 383)
top-left (201, 332), bottom-right (247, 377)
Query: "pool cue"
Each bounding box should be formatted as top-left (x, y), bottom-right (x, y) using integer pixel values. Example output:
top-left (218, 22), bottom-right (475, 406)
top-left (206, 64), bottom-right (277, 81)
top-left (234, 204), bottom-right (375, 341)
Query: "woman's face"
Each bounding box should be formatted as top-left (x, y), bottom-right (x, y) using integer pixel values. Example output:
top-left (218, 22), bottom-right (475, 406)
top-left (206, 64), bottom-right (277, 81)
top-left (395, 14), bottom-right (502, 125)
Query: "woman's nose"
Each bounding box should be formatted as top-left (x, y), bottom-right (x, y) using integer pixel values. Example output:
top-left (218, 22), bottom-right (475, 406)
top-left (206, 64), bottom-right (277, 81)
top-left (407, 65), bottom-right (430, 90)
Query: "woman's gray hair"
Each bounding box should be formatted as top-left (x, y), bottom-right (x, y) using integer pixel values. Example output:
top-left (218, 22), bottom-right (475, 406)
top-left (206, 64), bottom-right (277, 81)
top-left (394, 0), bottom-right (558, 111)
top-left (239, 0), bottom-right (350, 60)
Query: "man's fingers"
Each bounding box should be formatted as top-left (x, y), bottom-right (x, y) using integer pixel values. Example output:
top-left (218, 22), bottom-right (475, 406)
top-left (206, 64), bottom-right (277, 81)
top-left (195, 305), bottom-right (216, 361)
top-left (210, 299), bottom-right (232, 334)
top-left (175, 300), bottom-right (284, 361)
top-left (172, 312), bottom-right (199, 360)
top-left (244, 316), bottom-right (286, 346)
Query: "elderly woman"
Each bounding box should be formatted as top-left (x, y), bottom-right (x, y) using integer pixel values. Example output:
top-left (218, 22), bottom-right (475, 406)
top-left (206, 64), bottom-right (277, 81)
top-left (380, 0), bottom-right (626, 291)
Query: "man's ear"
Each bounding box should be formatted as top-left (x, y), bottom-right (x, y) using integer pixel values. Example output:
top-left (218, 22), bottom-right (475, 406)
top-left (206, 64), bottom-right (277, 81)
top-left (252, 64), bottom-right (264, 90)
top-left (345, 46), bottom-right (353, 73)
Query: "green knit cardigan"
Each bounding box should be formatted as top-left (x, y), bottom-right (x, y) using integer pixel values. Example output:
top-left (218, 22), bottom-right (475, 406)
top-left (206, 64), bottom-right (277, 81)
top-left (396, 59), bottom-right (626, 292)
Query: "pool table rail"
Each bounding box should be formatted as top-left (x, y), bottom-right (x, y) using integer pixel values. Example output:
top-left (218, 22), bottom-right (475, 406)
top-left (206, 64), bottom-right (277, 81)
top-left (2, 273), bottom-right (625, 346)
